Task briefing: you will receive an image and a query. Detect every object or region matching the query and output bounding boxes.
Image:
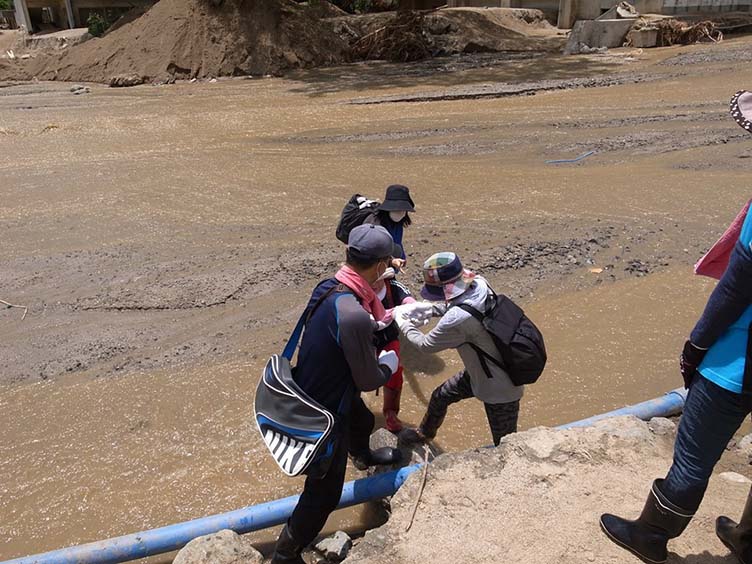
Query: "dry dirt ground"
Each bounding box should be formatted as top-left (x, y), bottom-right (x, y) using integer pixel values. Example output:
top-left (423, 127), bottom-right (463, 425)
top-left (1, 35), bottom-right (752, 562)
top-left (347, 417), bottom-right (752, 564)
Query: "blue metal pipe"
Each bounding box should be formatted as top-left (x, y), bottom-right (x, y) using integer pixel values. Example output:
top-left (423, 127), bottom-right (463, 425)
top-left (2, 387), bottom-right (687, 564)
top-left (557, 387), bottom-right (687, 430)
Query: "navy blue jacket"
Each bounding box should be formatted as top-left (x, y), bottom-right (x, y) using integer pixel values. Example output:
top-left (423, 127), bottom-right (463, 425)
top-left (294, 279), bottom-right (391, 413)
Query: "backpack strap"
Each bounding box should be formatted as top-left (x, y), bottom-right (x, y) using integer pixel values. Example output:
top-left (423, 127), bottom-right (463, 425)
top-left (456, 303), bottom-right (507, 378)
top-left (282, 283), bottom-right (343, 361)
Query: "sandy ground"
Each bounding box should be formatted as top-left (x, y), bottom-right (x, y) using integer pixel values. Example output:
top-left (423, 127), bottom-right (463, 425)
top-left (1, 36), bottom-right (752, 561)
top-left (347, 417), bottom-right (752, 564)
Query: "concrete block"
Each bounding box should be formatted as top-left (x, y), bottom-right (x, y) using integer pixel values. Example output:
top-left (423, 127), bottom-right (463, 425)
top-left (627, 27), bottom-right (658, 46)
top-left (564, 17), bottom-right (635, 51)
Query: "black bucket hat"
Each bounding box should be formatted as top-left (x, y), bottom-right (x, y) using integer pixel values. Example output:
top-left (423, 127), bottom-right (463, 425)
top-left (730, 90), bottom-right (752, 133)
top-left (378, 184), bottom-right (415, 213)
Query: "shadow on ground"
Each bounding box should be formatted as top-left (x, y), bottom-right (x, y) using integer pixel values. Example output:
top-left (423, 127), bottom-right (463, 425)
top-left (285, 52), bottom-right (632, 97)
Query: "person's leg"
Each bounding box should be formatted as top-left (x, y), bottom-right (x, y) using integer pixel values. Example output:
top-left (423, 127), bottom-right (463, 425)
top-left (348, 395), bottom-right (375, 457)
top-left (601, 375), bottom-right (750, 563)
top-left (275, 438), bottom-right (349, 562)
top-left (483, 400), bottom-right (520, 446)
top-left (402, 371), bottom-right (474, 443)
top-left (662, 376), bottom-right (751, 510)
top-left (348, 395), bottom-right (402, 469)
top-left (382, 340), bottom-right (404, 433)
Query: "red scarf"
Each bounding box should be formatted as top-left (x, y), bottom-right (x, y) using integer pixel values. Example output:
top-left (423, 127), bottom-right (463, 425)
top-left (335, 265), bottom-right (392, 324)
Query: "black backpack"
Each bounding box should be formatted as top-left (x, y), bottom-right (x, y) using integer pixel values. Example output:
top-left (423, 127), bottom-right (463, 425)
top-left (458, 291), bottom-right (547, 386)
top-left (335, 194), bottom-right (380, 244)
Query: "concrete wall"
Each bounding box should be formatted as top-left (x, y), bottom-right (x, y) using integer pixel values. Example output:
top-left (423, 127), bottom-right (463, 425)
top-left (14, 0), bottom-right (153, 30)
top-left (662, 0), bottom-right (751, 12)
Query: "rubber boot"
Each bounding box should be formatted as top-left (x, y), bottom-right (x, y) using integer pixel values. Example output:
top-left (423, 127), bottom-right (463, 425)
top-left (382, 386), bottom-right (403, 433)
top-left (271, 524), bottom-right (305, 564)
top-left (716, 485), bottom-right (752, 564)
top-left (351, 447), bottom-right (403, 471)
top-left (600, 479), bottom-right (694, 564)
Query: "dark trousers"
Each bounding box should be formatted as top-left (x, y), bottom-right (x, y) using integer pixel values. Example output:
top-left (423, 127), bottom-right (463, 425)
top-left (288, 396), bottom-right (374, 546)
top-left (662, 375), bottom-right (752, 511)
top-left (422, 370), bottom-right (520, 446)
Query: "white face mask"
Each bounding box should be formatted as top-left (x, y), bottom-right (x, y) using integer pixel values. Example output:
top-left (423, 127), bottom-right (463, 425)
top-left (389, 211), bottom-right (407, 223)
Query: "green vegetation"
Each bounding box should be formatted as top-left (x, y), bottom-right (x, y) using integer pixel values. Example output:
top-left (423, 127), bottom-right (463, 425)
top-left (0, 0), bottom-right (12, 11)
top-left (87, 9), bottom-right (117, 37)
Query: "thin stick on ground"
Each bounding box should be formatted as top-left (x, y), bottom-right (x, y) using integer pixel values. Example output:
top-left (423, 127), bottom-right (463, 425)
top-left (405, 444), bottom-right (430, 533)
top-left (0, 299), bottom-right (28, 320)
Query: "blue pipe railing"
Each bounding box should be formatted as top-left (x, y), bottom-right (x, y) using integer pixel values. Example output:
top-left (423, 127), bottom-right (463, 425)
top-left (2, 387), bottom-right (687, 564)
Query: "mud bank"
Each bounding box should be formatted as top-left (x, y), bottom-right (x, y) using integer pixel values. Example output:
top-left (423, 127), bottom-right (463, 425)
top-left (343, 417), bottom-right (750, 564)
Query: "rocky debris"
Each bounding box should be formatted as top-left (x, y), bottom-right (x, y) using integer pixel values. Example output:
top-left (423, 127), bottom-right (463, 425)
top-left (647, 416), bottom-right (676, 436)
top-left (736, 433), bottom-right (752, 457)
top-left (315, 531), bottom-right (353, 561)
top-left (109, 73), bottom-right (144, 88)
top-left (343, 417), bottom-right (751, 564)
top-left (69, 84), bottom-right (90, 95)
top-left (172, 529), bottom-right (263, 564)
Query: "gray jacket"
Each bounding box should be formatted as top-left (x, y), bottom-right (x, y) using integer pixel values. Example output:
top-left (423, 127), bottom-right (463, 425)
top-left (402, 276), bottom-right (524, 404)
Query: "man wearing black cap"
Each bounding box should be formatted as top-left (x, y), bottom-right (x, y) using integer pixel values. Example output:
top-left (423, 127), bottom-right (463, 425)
top-left (271, 224), bottom-right (403, 564)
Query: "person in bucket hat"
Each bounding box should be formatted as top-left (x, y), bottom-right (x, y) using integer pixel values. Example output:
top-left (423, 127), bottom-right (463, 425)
top-left (396, 252), bottom-right (524, 447)
top-left (600, 92), bottom-right (752, 564)
top-left (365, 184), bottom-right (416, 269)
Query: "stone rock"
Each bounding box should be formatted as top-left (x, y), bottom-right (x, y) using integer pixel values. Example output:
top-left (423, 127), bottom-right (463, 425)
top-left (647, 417), bottom-right (676, 436)
top-left (315, 531), bottom-right (352, 561)
top-left (737, 433), bottom-right (752, 456)
top-left (70, 84), bottom-right (85, 92)
top-left (368, 428), bottom-right (438, 474)
top-left (109, 73), bottom-right (144, 88)
top-left (172, 529), bottom-right (263, 564)
top-left (720, 472), bottom-right (752, 485)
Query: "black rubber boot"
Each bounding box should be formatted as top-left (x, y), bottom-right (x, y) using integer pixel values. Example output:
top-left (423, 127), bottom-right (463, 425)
top-left (351, 447), bottom-right (402, 471)
top-left (716, 485), bottom-right (752, 564)
top-left (600, 479), bottom-right (694, 564)
top-left (271, 524), bottom-right (305, 564)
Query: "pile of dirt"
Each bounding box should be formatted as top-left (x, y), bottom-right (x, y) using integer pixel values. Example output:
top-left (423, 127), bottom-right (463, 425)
top-left (346, 417), bottom-right (752, 564)
top-left (8, 0), bottom-right (349, 83)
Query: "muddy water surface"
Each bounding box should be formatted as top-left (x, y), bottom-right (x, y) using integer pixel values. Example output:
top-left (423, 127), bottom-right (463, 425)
top-left (2, 38), bottom-right (752, 560)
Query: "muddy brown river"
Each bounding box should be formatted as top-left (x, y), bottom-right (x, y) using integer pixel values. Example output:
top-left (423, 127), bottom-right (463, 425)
top-left (1, 38), bottom-right (751, 561)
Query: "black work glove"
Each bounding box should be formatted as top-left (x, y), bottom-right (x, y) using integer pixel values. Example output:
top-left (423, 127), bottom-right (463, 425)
top-left (680, 340), bottom-right (707, 389)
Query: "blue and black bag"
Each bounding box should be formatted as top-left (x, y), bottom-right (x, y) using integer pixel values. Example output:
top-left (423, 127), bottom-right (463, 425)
top-left (254, 285), bottom-right (351, 478)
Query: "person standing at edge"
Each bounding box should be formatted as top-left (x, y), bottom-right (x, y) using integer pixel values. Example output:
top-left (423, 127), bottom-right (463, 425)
top-left (372, 260), bottom-right (416, 433)
top-left (365, 184), bottom-right (415, 270)
top-left (271, 224), bottom-right (403, 564)
top-left (600, 91), bottom-right (752, 564)
top-left (397, 252), bottom-right (523, 447)
top-left (365, 184), bottom-right (416, 431)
